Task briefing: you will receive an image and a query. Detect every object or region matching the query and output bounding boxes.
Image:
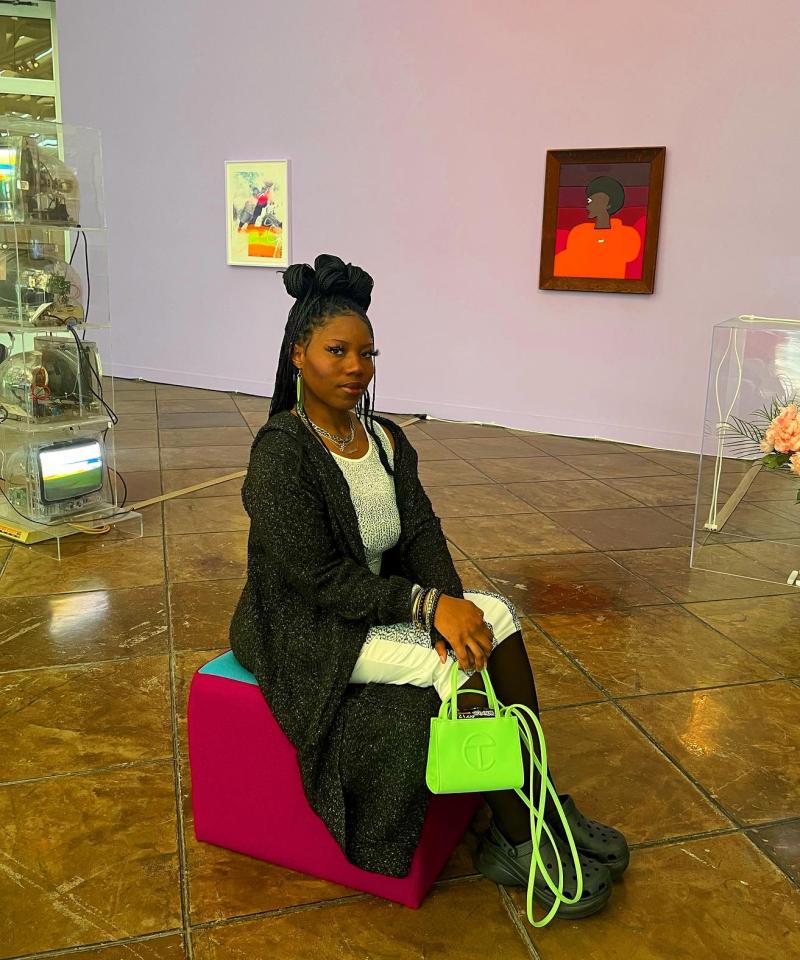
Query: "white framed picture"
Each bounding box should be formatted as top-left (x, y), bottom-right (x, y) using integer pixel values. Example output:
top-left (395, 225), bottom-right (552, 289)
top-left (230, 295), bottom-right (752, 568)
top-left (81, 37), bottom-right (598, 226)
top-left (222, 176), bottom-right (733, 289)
top-left (225, 159), bottom-right (290, 267)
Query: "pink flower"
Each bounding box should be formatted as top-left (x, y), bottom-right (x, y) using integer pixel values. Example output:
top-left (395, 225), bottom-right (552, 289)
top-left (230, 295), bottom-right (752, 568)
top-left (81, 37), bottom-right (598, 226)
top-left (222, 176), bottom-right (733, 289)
top-left (791, 452), bottom-right (800, 477)
top-left (764, 403), bottom-right (800, 454)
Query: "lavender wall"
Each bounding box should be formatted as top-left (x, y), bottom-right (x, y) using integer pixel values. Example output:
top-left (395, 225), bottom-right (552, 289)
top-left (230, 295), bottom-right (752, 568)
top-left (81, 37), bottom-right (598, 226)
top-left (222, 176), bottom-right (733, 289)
top-left (57, 1), bottom-right (800, 450)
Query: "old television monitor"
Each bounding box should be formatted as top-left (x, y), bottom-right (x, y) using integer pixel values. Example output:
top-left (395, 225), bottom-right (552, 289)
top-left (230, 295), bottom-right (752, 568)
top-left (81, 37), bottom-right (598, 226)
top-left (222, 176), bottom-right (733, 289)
top-left (38, 438), bottom-right (104, 504)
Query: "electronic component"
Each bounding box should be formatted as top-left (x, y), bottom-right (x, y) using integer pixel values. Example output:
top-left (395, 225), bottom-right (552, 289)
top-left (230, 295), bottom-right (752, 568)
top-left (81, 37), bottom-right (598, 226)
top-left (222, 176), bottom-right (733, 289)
top-left (0, 241), bottom-right (84, 326)
top-left (1, 433), bottom-right (107, 522)
top-left (0, 132), bottom-right (80, 225)
top-left (0, 335), bottom-right (102, 421)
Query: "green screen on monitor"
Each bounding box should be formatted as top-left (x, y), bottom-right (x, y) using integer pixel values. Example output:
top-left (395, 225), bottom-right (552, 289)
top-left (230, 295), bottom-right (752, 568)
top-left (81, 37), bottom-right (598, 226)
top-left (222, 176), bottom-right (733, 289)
top-left (38, 440), bottom-right (103, 503)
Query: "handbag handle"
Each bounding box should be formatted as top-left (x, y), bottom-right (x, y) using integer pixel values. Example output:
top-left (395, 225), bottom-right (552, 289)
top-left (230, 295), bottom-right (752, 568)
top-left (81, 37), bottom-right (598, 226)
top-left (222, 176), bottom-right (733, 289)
top-left (437, 662), bottom-right (585, 927)
top-left (438, 662), bottom-right (501, 721)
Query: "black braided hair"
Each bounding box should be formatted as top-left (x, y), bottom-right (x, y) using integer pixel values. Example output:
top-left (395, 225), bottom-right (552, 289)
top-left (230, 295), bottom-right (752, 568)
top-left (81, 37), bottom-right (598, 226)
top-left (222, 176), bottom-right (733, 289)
top-left (269, 253), bottom-right (394, 477)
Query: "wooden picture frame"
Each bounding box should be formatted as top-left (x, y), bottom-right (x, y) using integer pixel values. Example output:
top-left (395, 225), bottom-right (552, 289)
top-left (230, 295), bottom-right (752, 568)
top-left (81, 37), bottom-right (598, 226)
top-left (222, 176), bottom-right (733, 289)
top-left (539, 146), bottom-right (666, 294)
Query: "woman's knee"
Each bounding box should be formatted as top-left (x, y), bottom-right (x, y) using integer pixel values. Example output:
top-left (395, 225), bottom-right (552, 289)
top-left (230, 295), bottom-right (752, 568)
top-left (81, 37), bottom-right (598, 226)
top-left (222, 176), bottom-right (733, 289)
top-left (487, 593), bottom-right (521, 642)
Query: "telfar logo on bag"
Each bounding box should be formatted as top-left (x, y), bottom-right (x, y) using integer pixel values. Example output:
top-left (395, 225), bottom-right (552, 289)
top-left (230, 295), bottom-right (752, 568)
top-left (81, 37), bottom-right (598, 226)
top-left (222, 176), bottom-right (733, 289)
top-left (462, 732), bottom-right (497, 771)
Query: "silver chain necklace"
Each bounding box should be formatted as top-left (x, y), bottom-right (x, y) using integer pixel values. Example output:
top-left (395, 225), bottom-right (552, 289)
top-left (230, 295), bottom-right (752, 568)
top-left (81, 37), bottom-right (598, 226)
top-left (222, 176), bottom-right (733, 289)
top-left (299, 408), bottom-right (357, 453)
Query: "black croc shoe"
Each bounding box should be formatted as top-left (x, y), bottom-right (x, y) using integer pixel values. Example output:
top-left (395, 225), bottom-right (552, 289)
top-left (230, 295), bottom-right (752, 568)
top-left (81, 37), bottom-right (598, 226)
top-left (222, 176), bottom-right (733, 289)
top-left (553, 795), bottom-right (630, 880)
top-left (475, 821), bottom-right (612, 919)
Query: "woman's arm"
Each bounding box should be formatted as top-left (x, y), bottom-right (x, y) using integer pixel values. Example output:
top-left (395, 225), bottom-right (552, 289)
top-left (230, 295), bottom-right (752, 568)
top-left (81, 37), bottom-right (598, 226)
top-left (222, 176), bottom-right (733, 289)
top-left (243, 430), bottom-right (417, 624)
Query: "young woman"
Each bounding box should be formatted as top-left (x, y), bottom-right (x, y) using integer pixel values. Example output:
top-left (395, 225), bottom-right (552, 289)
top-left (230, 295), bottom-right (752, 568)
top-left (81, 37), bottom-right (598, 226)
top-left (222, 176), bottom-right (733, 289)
top-left (230, 254), bottom-right (629, 918)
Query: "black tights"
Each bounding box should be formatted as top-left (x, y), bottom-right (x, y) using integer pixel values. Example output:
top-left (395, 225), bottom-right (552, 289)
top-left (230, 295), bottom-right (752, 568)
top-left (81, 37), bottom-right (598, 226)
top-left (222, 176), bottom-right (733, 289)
top-left (457, 630), bottom-right (558, 843)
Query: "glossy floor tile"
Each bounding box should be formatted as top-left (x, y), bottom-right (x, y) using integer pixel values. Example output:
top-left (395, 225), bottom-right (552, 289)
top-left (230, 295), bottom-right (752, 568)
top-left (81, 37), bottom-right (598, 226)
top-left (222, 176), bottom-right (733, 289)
top-left (607, 545), bottom-right (797, 602)
top-left (534, 605), bottom-right (777, 697)
top-left (159, 445), bottom-right (252, 470)
top-left (442, 436), bottom-right (539, 459)
top-left (426, 483), bottom-right (535, 518)
top-left (0, 584), bottom-right (168, 670)
top-left (165, 531), bottom-right (248, 583)
top-left (683, 593), bottom-right (800, 674)
top-left (520, 619), bottom-right (604, 709)
top-left (468, 456), bottom-right (589, 483)
top-left (454, 559), bottom-right (497, 592)
top-left (505, 478), bottom-right (641, 512)
top-left (477, 552), bottom-right (668, 615)
top-left (164, 495), bottom-right (249, 535)
top-left (605, 472), bottom-right (699, 506)
top-left (518, 435), bottom-right (626, 456)
top-left (169, 578), bottom-right (245, 651)
top-left (157, 410), bottom-right (249, 429)
top-left (749, 818), bottom-right (800, 882)
top-left (160, 467), bottom-right (245, 499)
top-left (191, 878), bottom-right (532, 960)
top-left (556, 452), bottom-right (677, 479)
top-left (58, 935), bottom-right (187, 959)
top-left (622, 681), bottom-right (800, 823)
top-left (442, 512), bottom-right (592, 558)
top-left (0, 655), bottom-right (171, 782)
top-left (511, 833), bottom-right (800, 960)
top-left (551, 507), bottom-right (691, 551)
top-left (418, 458), bottom-right (498, 487)
top-left (2, 381), bottom-right (798, 958)
top-left (0, 764), bottom-right (180, 957)
top-left (1, 536), bottom-right (166, 598)
top-left (537, 702), bottom-right (730, 844)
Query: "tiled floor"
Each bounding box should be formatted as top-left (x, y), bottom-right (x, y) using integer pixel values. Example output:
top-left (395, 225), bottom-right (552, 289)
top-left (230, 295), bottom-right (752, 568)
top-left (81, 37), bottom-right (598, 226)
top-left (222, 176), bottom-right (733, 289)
top-left (2, 380), bottom-right (799, 960)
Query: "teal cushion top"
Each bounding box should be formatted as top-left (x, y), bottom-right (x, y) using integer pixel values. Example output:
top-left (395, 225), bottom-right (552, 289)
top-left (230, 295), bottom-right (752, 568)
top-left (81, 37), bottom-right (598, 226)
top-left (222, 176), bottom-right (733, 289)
top-left (198, 650), bottom-right (258, 685)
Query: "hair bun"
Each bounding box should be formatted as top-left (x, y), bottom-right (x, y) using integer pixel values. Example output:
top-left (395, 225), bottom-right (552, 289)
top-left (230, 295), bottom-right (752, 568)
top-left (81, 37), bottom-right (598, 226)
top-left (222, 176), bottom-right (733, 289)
top-left (313, 253), bottom-right (373, 311)
top-left (282, 262), bottom-right (315, 300)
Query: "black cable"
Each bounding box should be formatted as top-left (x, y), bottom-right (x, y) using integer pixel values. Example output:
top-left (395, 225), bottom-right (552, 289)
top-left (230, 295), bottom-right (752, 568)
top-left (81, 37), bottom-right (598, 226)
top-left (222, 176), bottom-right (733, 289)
top-left (65, 324), bottom-right (118, 425)
top-left (108, 464), bottom-right (128, 508)
top-left (68, 228), bottom-right (80, 264)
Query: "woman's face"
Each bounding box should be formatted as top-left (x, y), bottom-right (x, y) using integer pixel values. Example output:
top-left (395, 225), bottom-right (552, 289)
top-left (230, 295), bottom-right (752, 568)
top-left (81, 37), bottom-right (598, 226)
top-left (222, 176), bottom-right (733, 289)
top-left (292, 312), bottom-right (376, 412)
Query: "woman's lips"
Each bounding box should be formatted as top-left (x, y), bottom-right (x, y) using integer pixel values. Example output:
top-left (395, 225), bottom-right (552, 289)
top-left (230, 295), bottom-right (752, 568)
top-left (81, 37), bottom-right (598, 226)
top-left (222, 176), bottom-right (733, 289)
top-left (340, 384), bottom-right (365, 395)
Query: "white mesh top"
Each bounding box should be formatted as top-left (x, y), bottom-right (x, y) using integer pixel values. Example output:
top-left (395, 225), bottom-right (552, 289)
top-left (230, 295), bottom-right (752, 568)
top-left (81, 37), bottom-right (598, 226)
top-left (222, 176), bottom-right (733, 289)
top-left (330, 418), bottom-right (401, 574)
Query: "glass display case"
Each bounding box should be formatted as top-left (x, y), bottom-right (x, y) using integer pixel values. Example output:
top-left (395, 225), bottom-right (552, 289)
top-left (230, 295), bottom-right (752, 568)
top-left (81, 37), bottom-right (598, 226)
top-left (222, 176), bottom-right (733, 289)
top-left (0, 116), bottom-right (141, 556)
top-left (692, 315), bottom-right (800, 588)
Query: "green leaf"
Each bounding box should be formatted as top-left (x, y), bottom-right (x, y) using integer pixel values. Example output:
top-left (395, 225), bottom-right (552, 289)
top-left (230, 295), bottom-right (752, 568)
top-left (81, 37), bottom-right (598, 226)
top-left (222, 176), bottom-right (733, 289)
top-left (762, 452), bottom-right (791, 470)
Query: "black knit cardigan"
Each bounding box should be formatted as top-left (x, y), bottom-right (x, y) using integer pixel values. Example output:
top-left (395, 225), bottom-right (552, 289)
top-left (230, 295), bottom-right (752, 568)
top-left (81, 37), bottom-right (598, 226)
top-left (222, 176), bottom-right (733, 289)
top-left (229, 410), bottom-right (464, 877)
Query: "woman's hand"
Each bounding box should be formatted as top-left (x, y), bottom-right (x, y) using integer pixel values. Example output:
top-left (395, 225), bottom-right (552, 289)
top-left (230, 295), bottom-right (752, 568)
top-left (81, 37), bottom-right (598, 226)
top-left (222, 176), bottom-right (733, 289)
top-left (432, 594), bottom-right (494, 671)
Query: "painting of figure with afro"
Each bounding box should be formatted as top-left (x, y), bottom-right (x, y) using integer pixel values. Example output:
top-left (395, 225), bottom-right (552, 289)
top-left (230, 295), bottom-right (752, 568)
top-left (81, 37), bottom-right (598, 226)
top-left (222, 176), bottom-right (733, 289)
top-left (539, 148), bottom-right (665, 294)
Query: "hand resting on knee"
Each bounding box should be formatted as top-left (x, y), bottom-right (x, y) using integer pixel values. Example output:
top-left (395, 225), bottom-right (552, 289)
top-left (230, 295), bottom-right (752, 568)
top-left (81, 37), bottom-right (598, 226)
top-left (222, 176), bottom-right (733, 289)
top-left (431, 595), bottom-right (494, 671)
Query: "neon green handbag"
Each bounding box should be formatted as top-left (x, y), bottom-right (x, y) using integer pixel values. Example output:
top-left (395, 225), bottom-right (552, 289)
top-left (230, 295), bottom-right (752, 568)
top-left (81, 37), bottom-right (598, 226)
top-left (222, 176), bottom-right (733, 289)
top-left (426, 664), bottom-right (523, 793)
top-left (427, 663), bottom-right (585, 929)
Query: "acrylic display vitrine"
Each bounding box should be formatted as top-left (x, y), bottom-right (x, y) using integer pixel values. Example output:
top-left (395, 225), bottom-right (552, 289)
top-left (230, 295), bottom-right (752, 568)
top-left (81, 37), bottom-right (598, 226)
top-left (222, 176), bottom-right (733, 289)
top-left (691, 315), bottom-right (800, 588)
top-left (0, 116), bottom-right (141, 556)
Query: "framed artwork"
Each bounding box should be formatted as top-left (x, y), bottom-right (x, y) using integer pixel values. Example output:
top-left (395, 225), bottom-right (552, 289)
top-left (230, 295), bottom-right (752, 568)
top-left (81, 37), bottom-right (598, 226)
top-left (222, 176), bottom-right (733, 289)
top-left (539, 146), bottom-right (666, 294)
top-left (225, 159), bottom-right (290, 267)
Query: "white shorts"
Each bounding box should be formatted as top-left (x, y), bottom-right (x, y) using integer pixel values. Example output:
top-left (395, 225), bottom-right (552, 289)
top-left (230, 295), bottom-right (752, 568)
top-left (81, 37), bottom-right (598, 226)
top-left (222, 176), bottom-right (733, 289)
top-left (349, 590), bottom-right (520, 700)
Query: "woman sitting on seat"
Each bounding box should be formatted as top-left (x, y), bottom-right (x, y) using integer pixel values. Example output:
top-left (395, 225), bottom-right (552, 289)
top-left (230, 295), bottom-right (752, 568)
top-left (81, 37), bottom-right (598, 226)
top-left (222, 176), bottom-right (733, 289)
top-left (230, 254), bottom-right (629, 918)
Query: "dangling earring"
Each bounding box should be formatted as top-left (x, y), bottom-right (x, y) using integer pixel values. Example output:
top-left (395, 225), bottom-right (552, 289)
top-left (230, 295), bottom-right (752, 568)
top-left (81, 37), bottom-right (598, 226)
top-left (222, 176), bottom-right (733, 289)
top-left (295, 368), bottom-right (304, 413)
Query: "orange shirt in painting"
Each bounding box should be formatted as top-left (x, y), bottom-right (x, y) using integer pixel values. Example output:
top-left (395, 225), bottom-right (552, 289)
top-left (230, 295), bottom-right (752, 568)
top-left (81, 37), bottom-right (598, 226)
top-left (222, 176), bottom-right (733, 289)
top-left (554, 219), bottom-right (642, 279)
